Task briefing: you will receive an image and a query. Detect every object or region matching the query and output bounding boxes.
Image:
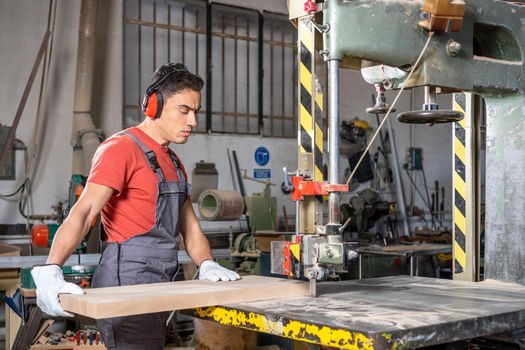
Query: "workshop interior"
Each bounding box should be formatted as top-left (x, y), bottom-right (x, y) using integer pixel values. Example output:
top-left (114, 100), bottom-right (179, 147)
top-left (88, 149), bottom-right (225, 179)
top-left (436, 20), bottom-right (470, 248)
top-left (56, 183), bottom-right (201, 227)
top-left (0, 0), bottom-right (524, 349)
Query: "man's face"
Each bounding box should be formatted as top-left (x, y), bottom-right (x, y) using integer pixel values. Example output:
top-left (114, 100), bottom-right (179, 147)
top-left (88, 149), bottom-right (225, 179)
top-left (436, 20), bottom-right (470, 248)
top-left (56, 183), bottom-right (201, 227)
top-left (158, 89), bottom-right (201, 144)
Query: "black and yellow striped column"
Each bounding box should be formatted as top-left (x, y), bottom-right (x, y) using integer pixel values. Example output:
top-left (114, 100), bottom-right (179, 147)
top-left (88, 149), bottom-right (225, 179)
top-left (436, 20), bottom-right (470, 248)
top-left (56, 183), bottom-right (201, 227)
top-left (452, 93), bottom-right (480, 281)
top-left (297, 17), bottom-right (324, 233)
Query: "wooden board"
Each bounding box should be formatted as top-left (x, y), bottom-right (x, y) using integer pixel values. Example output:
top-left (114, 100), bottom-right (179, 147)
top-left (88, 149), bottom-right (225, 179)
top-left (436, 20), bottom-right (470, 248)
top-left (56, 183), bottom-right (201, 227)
top-left (59, 275), bottom-right (308, 319)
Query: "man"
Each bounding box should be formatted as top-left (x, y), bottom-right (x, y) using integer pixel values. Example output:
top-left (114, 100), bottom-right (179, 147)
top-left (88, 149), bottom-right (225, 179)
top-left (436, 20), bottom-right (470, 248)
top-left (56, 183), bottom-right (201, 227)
top-left (31, 63), bottom-right (240, 349)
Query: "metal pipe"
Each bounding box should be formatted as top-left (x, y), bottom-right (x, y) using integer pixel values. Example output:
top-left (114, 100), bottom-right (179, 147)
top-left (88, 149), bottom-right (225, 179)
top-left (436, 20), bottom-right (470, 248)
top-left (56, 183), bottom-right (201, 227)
top-left (234, 15), bottom-right (238, 133)
top-left (74, 0), bottom-right (98, 113)
top-left (246, 17), bottom-right (250, 132)
top-left (387, 116), bottom-right (411, 237)
top-left (71, 0), bottom-right (100, 176)
top-left (205, 3), bottom-right (211, 132)
top-left (327, 60), bottom-right (341, 227)
top-left (270, 21), bottom-right (275, 136)
top-left (295, 200), bottom-right (300, 235)
top-left (257, 13), bottom-right (264, 134)
top-left (231, 150), bottom-right (246, 198)
top-left (424, 86), bottom-right (436, 104)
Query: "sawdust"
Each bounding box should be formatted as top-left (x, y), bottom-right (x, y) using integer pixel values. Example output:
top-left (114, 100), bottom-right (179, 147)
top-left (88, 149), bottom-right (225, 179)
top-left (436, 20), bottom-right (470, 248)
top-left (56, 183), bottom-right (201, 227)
top-left (480, 279), bottom-right (525, 289)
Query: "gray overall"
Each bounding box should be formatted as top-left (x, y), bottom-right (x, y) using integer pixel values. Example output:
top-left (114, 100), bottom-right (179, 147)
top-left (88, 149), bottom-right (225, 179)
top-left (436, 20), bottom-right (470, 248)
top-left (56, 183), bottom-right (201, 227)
top-left (91, 131), bottom-right (190, 349)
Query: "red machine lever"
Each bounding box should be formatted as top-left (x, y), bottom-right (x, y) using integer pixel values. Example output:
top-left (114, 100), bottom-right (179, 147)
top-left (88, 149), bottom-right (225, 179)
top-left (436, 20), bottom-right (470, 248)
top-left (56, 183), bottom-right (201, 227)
top-left (291, 176), bottom-right (349, 201)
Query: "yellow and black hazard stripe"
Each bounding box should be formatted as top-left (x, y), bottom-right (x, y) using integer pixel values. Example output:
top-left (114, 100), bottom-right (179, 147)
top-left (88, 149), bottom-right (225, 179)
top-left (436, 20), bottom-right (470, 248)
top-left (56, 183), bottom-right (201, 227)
top-left (193, 306), bottom-right (385, 349)
top-left (298, 19), bottom-right (324, 202)
top-left (453, 93), bottom-right (467, 275)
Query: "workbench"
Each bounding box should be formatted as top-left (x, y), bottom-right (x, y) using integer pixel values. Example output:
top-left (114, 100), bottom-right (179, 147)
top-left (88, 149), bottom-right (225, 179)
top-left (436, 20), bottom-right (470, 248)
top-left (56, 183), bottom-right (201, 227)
top-left (192, 276), bottom-right (525, 349)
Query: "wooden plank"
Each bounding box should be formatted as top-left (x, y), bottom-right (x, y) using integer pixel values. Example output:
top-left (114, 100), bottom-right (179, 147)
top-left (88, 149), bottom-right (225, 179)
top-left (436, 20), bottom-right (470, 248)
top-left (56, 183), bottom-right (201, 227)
top-left (60, 275), bottom-right (308, 319)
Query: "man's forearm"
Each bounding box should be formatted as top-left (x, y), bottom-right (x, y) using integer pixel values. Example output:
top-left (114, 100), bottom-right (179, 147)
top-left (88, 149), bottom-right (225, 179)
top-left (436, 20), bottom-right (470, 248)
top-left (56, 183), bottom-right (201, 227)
top-left (46, 211), bottom-right (92, 265)
top-left (43, 182), bottom-right (113, 265)
top-left (179, 199), bottom-right (213, 266)
top-left (185, 232), bottom-right (213, 266)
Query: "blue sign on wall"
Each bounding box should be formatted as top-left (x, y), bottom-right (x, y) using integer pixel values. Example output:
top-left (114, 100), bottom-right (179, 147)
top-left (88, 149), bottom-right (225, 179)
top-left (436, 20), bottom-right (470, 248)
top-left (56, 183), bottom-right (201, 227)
top-left (254, 146), bottom-right (270, 166)
top-left (254, 169), bottom-right (271, 179)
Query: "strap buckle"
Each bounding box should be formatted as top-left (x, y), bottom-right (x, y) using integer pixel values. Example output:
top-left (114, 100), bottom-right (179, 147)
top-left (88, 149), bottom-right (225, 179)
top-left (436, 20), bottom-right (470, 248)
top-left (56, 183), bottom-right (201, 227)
top-left (145, 151), bottom-right (161, 171)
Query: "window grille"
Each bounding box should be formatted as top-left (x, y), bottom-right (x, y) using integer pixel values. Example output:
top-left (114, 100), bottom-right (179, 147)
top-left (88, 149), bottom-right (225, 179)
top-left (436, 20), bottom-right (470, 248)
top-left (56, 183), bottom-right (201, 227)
top-left (124, 0), bottom-right (299, 138)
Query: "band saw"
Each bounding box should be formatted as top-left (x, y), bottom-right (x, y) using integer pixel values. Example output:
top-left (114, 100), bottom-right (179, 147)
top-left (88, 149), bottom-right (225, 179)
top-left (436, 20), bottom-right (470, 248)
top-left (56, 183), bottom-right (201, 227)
top-left (197, 0), bottom-right (525, 348)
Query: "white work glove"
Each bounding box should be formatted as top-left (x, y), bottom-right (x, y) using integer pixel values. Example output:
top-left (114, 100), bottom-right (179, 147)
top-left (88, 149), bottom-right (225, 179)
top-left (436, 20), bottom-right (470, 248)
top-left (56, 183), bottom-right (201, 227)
top-left (31, 265), bottom-right (84, 317)
top-left (199, 260), bottom-right (240, 282)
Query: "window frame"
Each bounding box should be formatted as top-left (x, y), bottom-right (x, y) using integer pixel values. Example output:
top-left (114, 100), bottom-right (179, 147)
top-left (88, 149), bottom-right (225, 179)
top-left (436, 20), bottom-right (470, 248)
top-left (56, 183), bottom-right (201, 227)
top-left (123, 0), bottom-right (298, 138)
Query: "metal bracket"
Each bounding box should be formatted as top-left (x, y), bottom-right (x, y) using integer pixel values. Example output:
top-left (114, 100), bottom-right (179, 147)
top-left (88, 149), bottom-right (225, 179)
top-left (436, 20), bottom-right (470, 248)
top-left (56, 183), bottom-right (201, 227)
top-left (291, 176), bottom-right (349, 201)
top-left (303, 15), bottom-right (330, 34)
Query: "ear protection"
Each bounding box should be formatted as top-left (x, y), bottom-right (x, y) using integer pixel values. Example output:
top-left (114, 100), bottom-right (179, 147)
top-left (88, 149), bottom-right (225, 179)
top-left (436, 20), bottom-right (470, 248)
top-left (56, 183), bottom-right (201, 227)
top-left (141, 65), bottom-right (188, 119)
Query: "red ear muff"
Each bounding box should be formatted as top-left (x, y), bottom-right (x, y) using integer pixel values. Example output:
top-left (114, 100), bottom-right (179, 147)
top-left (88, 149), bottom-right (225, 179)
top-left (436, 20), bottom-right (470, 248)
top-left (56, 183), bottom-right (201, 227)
top-left (143, 91), bottom-right (164, 119)
top-left (142, 64), bottom-right (187, 118)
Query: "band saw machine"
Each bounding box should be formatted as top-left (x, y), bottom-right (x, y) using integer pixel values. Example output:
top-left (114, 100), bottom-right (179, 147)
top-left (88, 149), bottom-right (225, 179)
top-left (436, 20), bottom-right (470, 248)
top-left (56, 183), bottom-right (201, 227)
top-left (195, 0), bottom-right (525, 348)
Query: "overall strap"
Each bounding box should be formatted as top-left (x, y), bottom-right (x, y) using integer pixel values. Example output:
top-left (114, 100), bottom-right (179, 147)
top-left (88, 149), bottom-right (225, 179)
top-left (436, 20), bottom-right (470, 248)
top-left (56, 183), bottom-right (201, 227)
top-left (117, 131), bottom-right (165, 181)
top-left (167, 149), bottom-right (187, 183)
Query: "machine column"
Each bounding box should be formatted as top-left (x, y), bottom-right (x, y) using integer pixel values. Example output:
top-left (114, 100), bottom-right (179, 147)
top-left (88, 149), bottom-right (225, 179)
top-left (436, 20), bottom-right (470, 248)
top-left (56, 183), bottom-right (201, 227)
top-left (452, 93), bottom-right (481, 281)
top-left (297, 17), bottom-right (324, 234)
top-left (484, 93), bottom-right (525, 285)
top-left (327, 59), bottom-right (341, 229)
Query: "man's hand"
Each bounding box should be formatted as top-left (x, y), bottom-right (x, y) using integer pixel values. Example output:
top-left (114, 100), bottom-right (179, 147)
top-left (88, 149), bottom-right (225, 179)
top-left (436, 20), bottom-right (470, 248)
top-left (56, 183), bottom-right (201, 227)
top-left (31, 265), bottom-right (84, 317)
top-left (199, 260), bottom-right (240, 282)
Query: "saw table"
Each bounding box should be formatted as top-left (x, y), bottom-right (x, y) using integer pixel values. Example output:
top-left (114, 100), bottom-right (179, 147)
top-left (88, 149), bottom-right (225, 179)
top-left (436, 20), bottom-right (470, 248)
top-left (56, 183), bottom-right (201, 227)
top-left (192, 276), bottom-right (525, 349)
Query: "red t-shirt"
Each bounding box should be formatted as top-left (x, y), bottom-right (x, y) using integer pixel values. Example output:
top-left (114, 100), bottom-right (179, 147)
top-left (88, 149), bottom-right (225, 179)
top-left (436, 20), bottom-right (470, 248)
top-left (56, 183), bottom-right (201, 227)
top-left (87, 127), bottom-right (187, 243)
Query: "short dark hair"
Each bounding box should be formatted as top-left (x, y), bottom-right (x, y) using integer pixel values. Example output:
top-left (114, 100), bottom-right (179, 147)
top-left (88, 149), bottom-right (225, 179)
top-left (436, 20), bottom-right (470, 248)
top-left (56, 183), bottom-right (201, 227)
top-left (150, 63), bottom-right (204, 98)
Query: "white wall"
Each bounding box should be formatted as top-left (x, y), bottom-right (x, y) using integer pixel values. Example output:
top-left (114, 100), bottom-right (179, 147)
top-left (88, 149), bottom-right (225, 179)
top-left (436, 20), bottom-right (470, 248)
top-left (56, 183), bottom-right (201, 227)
top-left (0, 0), bottom-right (453, 231)
top-left (177, 133), bottom-right (296, 206)
top-left (0, 0), bottom-right (81, 223)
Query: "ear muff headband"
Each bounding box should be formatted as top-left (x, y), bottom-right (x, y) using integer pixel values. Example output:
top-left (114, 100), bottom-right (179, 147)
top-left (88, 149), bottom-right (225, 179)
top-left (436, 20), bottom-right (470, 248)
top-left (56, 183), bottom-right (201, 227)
top-left (141, 66), bottom-right (188, 119)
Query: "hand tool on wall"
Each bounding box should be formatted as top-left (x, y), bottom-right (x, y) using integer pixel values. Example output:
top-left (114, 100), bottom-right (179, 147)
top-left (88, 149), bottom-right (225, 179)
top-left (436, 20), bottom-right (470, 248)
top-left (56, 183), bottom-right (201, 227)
top-left (440, 186), bottom-right (445, 223)
top-left (431, 192), bottom-right (435, 220)
top-left (435, 180), bottom-right (439, 221)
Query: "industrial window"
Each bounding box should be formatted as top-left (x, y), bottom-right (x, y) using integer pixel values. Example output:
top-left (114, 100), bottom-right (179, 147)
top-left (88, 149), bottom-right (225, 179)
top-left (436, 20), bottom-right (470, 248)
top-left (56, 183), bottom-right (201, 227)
top-left (262, 13), bottom-right (297, 138)
top-left (209, 4), bottom-right (259, 134)
top-left (124, 0), bottom-right (207, 133)
top-left (123, 0), bottom-right (298, 138)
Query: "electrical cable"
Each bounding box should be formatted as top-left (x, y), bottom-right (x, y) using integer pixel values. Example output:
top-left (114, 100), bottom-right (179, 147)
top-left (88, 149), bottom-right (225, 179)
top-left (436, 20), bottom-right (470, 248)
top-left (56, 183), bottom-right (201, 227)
top-left (18, 147), bottom-right (31, 219)
top-left (414, 170), bottom-right (435, 229)
top-left (346, 31), bottom-right (435, 186)
top-left (404, 170), bottom-right (433, 228)
top-left (405, 170), bottom-right (431, 210)
top-left (165, 265), bottom-right (183, 326)
top-left (420, 168), bottom-right (433, 213)
top-left (0, 139), bottom-right (28, 199)
top-left (18, 182), bottom-right (29, 219)
top-left (421, 167), bottom-right (442, 228)
top-left (0, 179), bottom-right (28, 199)
top-left (419, 168), bottom-right (435, 229)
